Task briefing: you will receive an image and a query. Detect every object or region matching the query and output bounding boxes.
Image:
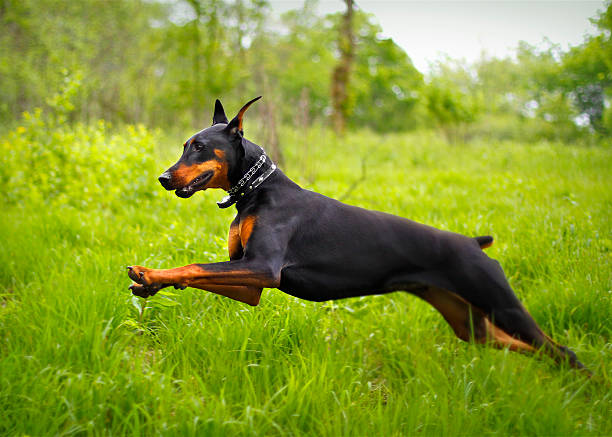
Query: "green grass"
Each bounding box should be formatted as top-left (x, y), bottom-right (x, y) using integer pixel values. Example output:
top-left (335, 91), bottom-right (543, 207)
top-left (0, 122), bottom-right (611, 435)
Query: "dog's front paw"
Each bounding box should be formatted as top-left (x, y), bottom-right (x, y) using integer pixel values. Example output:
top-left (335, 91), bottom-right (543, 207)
top-left (129, 282), bottom-right (162, 298)
top-left (127, 266), bottom-right (187, 296)
top-left (127, 265), bottom-right (153, 285)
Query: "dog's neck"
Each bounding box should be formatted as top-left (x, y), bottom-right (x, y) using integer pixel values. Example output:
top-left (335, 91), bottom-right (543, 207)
top-left (226, 138), bottom-right (302, 212)
top-left (218, 138), bottom-right (278, 209)
top-left (229, 138), bottom-right (266, 186)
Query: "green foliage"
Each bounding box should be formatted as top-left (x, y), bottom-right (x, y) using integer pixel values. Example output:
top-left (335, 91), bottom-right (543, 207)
top-left (45, 69), bottom-right (83, 125)
top-left (426, 44), bottom-right (591, 144)
top-left (562, 1), bottom-right (612, 135)
top-left (424, 80), bottom-right (480, 142)
top-left (0, 122), bottom-right (610, 435)
top-left (0, 0), bottom-right (167, 125)
top-left (0, 109), bottom-right (158, 209)
top-left (269, 3), bottom-right (336, 123)
top-left (350, 13), bottom-right (423, 131)
top-left (259, 7), bottom-right (424, 132)
top-left (0, 0), bottom-right (610, 144)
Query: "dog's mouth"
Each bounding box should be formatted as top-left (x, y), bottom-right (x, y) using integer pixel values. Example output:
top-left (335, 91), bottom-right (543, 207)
top-left (175, 171), bottom-right (213, 198)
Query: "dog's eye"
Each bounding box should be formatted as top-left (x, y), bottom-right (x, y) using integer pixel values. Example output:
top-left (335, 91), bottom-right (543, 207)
top-left (193, 143), bottom-right (204, 152)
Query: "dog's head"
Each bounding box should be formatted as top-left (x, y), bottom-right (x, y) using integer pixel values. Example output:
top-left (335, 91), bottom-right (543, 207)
top-left (158, 97), bottom-right (261, 198)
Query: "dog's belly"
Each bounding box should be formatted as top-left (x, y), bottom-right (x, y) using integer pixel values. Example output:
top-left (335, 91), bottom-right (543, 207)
top-left (278, 263), bottom-right (402, 301)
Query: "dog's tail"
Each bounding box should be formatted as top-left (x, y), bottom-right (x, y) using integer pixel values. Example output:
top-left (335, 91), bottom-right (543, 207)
top-left (474, 235), bottom-right (494, 249)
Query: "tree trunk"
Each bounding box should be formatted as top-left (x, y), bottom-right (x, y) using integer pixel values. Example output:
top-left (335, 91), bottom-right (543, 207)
top-left (331, 0), bottom-right (354, 134)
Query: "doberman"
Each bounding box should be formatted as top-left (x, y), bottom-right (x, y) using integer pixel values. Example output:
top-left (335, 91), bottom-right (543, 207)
top-left (128, 97), bottom-right (585, 370)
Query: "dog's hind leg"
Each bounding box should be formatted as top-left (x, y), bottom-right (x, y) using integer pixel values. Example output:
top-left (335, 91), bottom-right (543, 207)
top-left (414, 286), bottom-right (536, 353)
top-left (413, 282), bottom-right (586, 370)
top-left (434, 252), bottom-right (587, 370)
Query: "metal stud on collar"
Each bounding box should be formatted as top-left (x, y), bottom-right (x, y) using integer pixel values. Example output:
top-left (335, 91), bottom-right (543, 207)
top-left (217, 154), bottom-right (276, 209)
top-left (227, 154), bottom-right (266, 196)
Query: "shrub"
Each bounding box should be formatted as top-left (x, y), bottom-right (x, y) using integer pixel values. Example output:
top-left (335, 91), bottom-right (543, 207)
top-left (0, 109), bottom-right (159, 210)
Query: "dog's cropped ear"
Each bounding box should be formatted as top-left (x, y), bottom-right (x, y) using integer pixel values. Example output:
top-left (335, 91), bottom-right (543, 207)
top-left (226, 96), bottom-right (262, 137)
top-left (212, 99), bottom-right (228, 125)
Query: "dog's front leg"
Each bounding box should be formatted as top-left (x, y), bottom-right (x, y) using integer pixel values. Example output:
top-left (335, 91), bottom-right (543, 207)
top-left (127, 260), bottom-right (280, 306)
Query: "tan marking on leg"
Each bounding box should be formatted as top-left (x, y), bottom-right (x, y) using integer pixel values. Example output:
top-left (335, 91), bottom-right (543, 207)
top-left (419, 286), bottom-right (487, 341)
top-left (419, 286), bottom-right (535, 352)
top-left (139, 264), bottom-right (270, 305)
top-left (189, 282), bottom-right (262, 306)
top-left (141, 264), bottom-right (204, 286)
top-left (239, 215), bottom-right (256, 248)
top-left (139, 264), bottom-right (275, 288)
top-left (483, 318), bottom-right (536, 352)
top-left (128, 265), bottom-right (264, 305)
top-left (228, 221), bottom-right (243, 260)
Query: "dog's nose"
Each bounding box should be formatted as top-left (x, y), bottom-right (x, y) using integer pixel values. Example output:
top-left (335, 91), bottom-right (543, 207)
top-left (158, 172), bottom-right (173, 190)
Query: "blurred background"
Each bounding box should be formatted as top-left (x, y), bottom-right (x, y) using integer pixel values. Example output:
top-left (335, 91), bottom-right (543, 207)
top-left (1, 0), bottom-right (610, 148)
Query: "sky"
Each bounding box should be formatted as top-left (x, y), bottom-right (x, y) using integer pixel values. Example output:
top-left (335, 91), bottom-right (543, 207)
top-left (268, 0), bottom-right (606, 72)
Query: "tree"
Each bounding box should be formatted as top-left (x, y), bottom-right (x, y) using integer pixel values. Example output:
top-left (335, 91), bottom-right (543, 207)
top-left (272, 1), bottom-right (336, 125)
top-left (350, 13), bottom-right (423, 132)
top-left (330, 0), bottom-right (354, 134)
top-left (424, 81), bottom-right (479, 143)
top-left (562, 1), bottom-right (611, 134)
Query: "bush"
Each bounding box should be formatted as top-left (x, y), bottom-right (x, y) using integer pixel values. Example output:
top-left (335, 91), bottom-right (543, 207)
top-left (0, 109), bottom-right (159, 210)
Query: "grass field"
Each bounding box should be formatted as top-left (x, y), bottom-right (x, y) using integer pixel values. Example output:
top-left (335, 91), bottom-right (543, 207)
top-left (0, 119), bottom-right (611, 435)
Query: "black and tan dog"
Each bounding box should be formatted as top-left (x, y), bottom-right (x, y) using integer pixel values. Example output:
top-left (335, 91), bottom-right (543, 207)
top-left (128, 97), bottom-right (584, 369)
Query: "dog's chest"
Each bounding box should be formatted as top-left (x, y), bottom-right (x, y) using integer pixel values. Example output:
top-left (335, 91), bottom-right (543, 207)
top-left (228, 215), bottom-right (257, 259)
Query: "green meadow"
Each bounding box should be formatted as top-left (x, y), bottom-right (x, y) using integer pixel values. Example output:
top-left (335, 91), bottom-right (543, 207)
top-left (0, 117), bottom-right (610, 436)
